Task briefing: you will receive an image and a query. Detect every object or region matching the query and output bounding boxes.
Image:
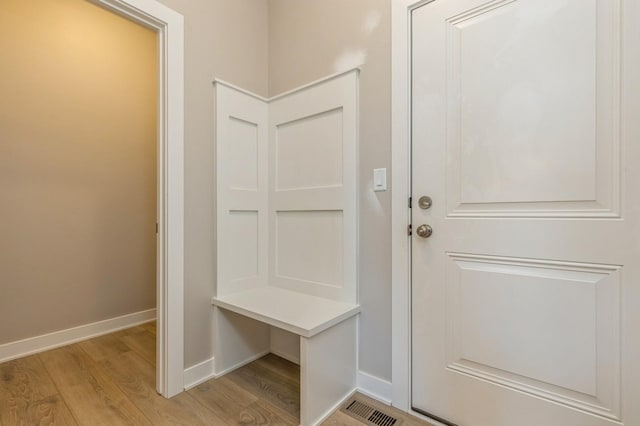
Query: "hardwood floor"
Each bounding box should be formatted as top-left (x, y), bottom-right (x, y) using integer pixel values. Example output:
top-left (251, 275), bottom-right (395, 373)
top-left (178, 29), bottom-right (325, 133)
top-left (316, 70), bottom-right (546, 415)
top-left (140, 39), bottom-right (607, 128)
top-left (0, 323), bottom-right (431, 425)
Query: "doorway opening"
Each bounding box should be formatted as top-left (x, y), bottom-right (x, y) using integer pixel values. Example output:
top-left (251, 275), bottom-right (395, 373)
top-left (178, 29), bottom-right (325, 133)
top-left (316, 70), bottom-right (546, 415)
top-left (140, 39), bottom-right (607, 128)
top-left (0, 0), bottom-right (184, 398)
top-left (84, 0), bottom-right (185, 397)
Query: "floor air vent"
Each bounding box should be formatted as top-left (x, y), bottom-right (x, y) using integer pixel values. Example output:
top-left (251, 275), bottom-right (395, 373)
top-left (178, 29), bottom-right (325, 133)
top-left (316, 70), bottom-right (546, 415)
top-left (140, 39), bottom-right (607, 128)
top-left (341, 398), bottom-right (402, 426)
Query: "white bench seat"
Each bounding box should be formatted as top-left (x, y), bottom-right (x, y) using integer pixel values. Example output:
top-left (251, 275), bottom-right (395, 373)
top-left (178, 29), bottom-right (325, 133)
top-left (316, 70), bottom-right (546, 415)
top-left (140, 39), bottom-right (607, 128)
top-left (211, 286), bottom-right (360, 425)
top-left (211, 286), bottom-right (360, 338)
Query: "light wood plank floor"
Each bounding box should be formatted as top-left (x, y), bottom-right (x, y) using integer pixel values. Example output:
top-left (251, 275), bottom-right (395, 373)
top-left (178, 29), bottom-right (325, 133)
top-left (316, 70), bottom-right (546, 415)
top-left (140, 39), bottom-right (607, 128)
top-left (0, 322), bottom-right (431, 425)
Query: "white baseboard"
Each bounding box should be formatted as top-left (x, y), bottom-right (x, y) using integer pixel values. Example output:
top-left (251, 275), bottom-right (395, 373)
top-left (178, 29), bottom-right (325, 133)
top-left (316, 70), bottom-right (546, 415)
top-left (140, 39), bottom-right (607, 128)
top-left (0, 309), bottom-right (156, 364)
top-left (214, 350), bottom-right (270, 378)
top-left (357, 370), bottom-right (393, 405)
top-left (269, 348), bottom-right (301, 365)
top-left (184, 349), bottom-right (304, 392)
top-left (183, 357), bottom-right (216, 390)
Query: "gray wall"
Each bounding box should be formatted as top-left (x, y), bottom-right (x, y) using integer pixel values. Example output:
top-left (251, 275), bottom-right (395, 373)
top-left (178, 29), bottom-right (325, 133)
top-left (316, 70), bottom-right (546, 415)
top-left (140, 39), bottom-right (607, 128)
top-left (268, 0), bottom-right (392, 381)
top-left (155, 0), bottom-right (270, 368)
top-left (0, 0), bottom-right (157, 345)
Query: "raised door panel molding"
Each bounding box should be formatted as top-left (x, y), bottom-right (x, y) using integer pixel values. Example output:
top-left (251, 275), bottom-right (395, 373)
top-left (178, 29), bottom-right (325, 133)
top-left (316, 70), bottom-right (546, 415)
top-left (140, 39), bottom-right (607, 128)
top-left (445, 253), bottom-right (621, 421)
top-left (445, 0), bottom-right (621, 218)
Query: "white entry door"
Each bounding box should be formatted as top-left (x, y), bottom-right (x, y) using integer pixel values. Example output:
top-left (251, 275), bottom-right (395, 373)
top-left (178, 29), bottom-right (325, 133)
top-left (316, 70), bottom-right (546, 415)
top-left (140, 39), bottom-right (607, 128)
top-left (410, 0), bottom-right (640, 425)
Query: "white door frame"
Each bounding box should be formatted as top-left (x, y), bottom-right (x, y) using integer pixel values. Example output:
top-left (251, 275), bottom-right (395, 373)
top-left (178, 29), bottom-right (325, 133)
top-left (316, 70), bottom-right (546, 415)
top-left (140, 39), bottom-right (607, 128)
top-left (390, 0), bottom-right (430, 413)
top-left (93, 0), bottom-right (184, 398)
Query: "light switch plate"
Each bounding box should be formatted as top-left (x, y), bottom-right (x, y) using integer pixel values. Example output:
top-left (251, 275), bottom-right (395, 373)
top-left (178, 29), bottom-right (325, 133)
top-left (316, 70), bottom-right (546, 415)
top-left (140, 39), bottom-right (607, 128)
top-left (373, 168), bottom-right (387, 191)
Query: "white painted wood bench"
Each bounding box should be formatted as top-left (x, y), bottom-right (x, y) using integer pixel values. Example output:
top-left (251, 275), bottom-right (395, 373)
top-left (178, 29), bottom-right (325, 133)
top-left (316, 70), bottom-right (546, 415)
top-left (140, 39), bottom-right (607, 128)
top-left (212, 70), bottom-right (360, 425)
top-left (212, 287), bottom-right (360, 425)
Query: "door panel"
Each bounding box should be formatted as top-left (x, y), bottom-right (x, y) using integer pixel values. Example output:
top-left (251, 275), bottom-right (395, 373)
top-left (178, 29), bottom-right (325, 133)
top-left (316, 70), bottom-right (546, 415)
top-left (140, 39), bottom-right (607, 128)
top-left (445, 254), bottom-right (620, 419)
top-left (410, 0), bottom-right (639, 425)
top-left (444, 0), bottom-right (620, 218)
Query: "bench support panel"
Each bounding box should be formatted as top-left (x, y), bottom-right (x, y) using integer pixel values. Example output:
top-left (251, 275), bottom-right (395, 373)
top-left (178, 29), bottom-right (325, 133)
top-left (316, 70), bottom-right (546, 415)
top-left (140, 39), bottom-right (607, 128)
top-left (301, 315), bottom-right (358, 426)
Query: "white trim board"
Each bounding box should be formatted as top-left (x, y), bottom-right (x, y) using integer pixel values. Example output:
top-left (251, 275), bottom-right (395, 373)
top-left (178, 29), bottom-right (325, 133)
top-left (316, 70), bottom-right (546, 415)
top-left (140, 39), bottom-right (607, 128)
top-left (183, 357), bottom-right (216, 390)
top-left (93, 0), bottom-right (185, 398)
top-left (0, 309), bottom-right (156, 364)
top-left (213, 350), bottom-right (271, 379)
top-left (391, 0), bottom-right (418, 412)
top-left (357, 371), bottom-right (393, 406)
top-left (213, 67), bottom-right (361, 102)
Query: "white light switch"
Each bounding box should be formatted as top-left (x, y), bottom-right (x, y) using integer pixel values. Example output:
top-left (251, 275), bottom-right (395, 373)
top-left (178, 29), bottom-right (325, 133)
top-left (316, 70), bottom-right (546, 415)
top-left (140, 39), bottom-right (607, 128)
top-left (373, 168), bottom-right (387, 191)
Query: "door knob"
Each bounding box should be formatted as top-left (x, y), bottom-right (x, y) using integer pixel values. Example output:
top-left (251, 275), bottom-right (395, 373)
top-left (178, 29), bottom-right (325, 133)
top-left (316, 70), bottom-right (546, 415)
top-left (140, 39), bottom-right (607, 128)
top-left (416, 224), bottom-right (433, 238)
top-left (418, 196), bottom-right (432, 209)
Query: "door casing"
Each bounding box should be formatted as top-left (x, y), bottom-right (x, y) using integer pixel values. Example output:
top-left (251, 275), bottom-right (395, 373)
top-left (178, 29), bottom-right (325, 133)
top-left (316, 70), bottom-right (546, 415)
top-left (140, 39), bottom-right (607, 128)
top-left (92, 0), bottom-right (185, 398)
top-left (391, 0), bottom-right (430, 415)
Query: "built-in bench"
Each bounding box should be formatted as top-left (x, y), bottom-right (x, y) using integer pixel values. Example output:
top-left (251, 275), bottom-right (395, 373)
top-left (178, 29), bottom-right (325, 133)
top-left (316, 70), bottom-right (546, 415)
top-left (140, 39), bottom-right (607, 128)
top-left (212, 287), bottom-right (360, 425)
top-left (212, 70), bottom-right (360, 425)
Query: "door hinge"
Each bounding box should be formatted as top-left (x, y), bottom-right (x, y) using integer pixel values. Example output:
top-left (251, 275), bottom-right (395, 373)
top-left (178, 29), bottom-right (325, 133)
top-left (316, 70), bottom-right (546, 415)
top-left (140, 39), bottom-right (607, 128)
top-left (408, 196), bottom-right (412, 208)
top-left (407, 224), bottom-right (412, 236)
top-left (156, 223), bottom-right (158, 234)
